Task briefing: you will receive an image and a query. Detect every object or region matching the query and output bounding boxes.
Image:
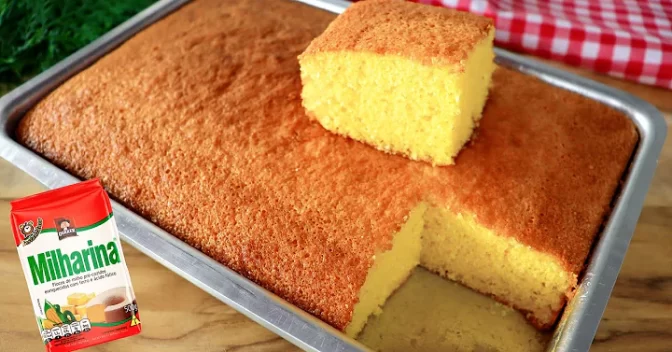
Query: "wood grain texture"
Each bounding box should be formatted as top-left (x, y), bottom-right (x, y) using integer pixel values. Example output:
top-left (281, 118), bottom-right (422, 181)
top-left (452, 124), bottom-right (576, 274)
top-left (0, 163), bottom-right (297, 352)
top-left (0, 68), bottom-right (670, 351)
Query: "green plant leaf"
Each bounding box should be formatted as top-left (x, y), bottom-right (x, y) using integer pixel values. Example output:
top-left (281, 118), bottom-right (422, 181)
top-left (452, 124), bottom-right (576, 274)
top-left (0, 0), bottom-right (155, 87)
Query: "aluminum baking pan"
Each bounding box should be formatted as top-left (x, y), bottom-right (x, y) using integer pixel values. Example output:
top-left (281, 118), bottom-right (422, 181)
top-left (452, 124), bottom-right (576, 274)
top-left (0, 0), bottom-right (666, 351)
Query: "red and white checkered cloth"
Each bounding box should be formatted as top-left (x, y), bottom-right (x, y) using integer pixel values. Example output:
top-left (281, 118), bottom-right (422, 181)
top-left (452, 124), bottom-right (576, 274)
top-left (411, 0), bottom-right (672, 89)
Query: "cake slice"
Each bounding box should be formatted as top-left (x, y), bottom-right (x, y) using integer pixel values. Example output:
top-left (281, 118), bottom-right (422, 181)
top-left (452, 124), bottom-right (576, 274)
top-left (299, 0), bottom-right (495, 165)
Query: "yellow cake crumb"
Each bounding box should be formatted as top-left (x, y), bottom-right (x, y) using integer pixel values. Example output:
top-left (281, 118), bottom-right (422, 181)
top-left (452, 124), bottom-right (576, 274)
top-left (300, 0), bottom-right (495, 165)
top-left (421, 207), bottom-right (575, 326)
top-left (345, 203), bottom-right (426, 337)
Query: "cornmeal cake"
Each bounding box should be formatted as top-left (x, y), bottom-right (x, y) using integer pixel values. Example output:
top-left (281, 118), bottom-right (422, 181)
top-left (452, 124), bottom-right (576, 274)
top-left (299, 0), bottom-right (495, 165)
top-left (16, 0), bottom-right (637, 338)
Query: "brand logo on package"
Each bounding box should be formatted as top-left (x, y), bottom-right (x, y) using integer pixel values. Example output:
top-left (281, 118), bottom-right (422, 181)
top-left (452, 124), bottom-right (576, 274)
top-left (55, 217), bottom-right (78, 240)
top-left (18, 218), bottom-right (43, 246)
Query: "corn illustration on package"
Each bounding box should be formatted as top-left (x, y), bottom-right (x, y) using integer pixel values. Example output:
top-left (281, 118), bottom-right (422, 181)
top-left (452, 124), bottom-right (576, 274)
top-left (10, 179), bottom-right (140, 351)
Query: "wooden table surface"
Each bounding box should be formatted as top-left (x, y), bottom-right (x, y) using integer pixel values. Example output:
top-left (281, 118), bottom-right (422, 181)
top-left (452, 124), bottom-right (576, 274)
top-left (1, 65), bottom-right (671, 352)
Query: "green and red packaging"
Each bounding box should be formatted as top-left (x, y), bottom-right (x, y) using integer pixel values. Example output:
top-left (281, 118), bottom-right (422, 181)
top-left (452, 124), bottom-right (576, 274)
top-left (10, 179), bottom-right (140, 351)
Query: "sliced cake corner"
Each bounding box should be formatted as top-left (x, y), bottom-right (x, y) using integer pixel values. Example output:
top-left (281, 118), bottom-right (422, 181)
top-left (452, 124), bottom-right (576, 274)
top-left (345, 202), bottom-right (427, 337)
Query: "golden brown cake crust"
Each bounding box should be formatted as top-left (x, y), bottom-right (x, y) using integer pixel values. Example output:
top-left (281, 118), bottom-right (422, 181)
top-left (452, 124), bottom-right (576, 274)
top-left (426, 68), bottom-right (638, 275)
top-left (300, 0), bottom-right (494, 69)
top-left (17, 0), bottom-right (636, 330)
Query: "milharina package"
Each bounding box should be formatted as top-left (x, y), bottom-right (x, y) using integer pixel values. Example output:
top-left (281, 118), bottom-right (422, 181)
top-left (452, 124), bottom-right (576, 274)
top-left (10, 179), bottom-right (140, 351)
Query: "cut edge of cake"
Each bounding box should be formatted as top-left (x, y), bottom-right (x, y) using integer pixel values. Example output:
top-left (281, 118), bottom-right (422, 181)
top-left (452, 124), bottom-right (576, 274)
top-left (345, 203), bottom-right (427, 337)
top-left (299, 0), bottom-right (496, 165)
top-left (420, 206), bottom-right (577, 329)
top-left (345, 199), bottom-right (575, 335)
